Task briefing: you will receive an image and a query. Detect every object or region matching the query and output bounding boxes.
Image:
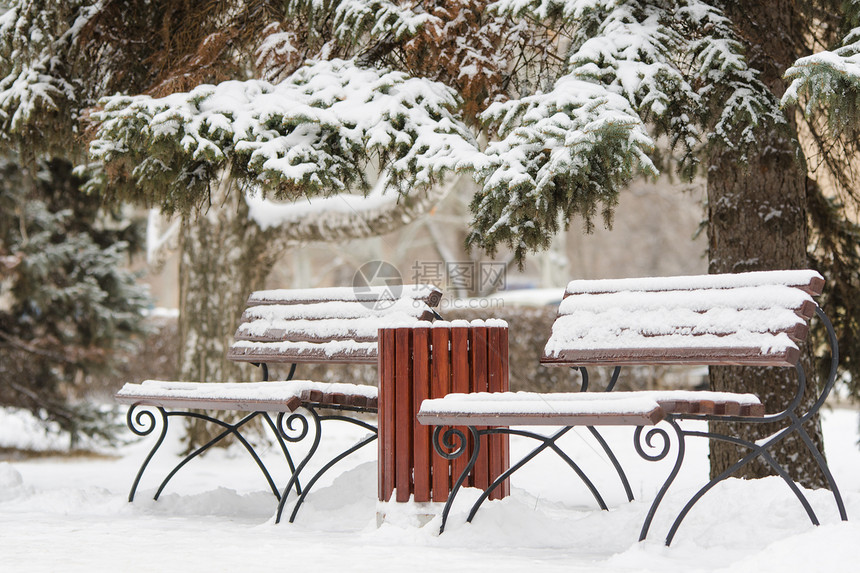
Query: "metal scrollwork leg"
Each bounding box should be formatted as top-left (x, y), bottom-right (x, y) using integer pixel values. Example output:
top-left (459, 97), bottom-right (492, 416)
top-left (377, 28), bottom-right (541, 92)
top-left (794, 422), bottom-right (847, 520)
top-left (432, 425), bottom-right (480, 534)
top-left (262, 412), bottom-right (301, 497)
top-left (464, 426), bottom-right (609, 526)
top-left (672, 425), bottom-right (822, 544)
top-left (285, 412), bottom-right (378, 524)
top-left (274, 406), bottom-right (379, 524)
top-left (635, 420), bottom-right (683, 543)
top-left (576, 366), bottom-right (634, 501)
top-left (126, 404), bottom-right (169, 502)
top-left (151, 410), bottom-right (282, 501)
top-left (275, 409), bottom-right (319, 523)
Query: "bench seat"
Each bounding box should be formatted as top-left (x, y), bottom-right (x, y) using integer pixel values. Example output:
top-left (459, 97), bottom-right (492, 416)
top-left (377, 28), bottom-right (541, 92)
top-left (228, 286), bottom-right (442, 364)
top-left (541, 270), bottom-right (822, 367)
top-left (116, 379), bottom-right (379, 412)
top-left (417, 390), bottom-right (764, 428)
top-left (118, 283), bottom-right (440, 522)
top-left (418, 394), bottom-right (664, 426)
top-left (416, 270), bottom-right (846, 544)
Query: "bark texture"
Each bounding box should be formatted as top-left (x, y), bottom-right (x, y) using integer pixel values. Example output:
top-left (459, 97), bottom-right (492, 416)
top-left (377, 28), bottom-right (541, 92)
top-left (175, 177), bottom-right (454, 449)
top-left (178, 177), bottom-right (274, 449)
top-left (706, 0), bottom-right (827, 488)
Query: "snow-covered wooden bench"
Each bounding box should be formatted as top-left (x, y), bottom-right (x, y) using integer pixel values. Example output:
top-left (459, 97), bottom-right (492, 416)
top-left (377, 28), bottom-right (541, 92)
top-left (116, 283), bottom-right (442, 523)
top-left (417, 270), bottom-right (847, 544)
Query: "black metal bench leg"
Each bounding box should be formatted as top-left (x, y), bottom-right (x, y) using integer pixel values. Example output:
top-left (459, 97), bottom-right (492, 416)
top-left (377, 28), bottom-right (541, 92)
top-left (636, 420), bottom-right (685, 543)
top-left (275, 409), bottom-right (321, 523)
top-left (432, 426), bottom-right (482, 534)
top-left (152, 411), bottom-right (282, 502)
top-left (465, 426), bottom-right (610, 525)
top-left (126, 405), bottom-right (169, 502)
top-left (587, 426), bottom-right (635, 502)
top-left (287, 430), bottom-right (377, 523)
top-left (794, 421), bottom-right (848, 520)
top-left (262, 412), bottom-right (302, 497)
top-left (274, 408), bottom-right (378, 524)
top-left (651, 420), bottom-right (829, 546)
top-left (576, 367), bottom-right (635, 502)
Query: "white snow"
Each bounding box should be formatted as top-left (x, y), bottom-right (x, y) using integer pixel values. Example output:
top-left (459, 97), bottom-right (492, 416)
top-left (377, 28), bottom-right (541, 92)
top-left (231, 338), bottom-right (379, 357)
top-left (1, 405), bottom-right (858, 571)
top-left (425, 389), bottom-right (762, 407)
top-left (116, 379), bottom-right (378, 403)
top-left (248, 284), bottom-right (439, 303)
top-left (419, 394), bottom-right (662, 418)
top-left (243, 299), bottom-right (431, 321)
top-left (564, 269), bottom-right (822, 294)
top-left (544, 275), bottom-right (818, 359)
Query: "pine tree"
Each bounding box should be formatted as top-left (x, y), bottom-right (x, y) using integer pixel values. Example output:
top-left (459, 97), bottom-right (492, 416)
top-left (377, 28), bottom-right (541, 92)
top-left (2, 0), bottom-right (481, 449)
top-left (4, 1), bottom-right (860, 482)
top-left (0, 156), bottom-right (150, 445)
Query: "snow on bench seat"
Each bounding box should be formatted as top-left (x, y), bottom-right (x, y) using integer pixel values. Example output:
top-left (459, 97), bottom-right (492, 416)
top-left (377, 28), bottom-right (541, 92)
top-left (116, 379), bottom-right (379, 412)
top-left (247, 284), bottom-right (443, 306)
top-left (417, 392), bottom-right (665, 426)
top-left (228, 285), bottom-right (442, 364)
top-left (417, 389), bottom-right (765, 427)
top-left (541, 270), bottom-right (823, 367)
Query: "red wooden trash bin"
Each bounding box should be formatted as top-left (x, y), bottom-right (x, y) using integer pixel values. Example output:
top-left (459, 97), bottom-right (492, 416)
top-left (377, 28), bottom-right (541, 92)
top-left (378, 320), bottom-right (510, 503)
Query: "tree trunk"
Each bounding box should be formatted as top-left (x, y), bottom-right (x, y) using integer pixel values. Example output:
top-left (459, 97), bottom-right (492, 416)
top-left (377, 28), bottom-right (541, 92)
top-left (706, 0), bottom-right (827, 488)
top-left (174, 175), bottom-right (454, 450)
top-left (178, 175), bottom-right (274, 449)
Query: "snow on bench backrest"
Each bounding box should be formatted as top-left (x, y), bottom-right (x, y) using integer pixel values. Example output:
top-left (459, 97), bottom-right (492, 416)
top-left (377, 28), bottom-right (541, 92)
top-left (227, 284), bottom-right (442, 364)
top-left (541, 270), bottom-right (823, 367)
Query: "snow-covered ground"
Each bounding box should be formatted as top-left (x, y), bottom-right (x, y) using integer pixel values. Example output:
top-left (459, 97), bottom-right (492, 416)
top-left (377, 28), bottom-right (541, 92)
top-left (1, 406), bottom-right (859, 572)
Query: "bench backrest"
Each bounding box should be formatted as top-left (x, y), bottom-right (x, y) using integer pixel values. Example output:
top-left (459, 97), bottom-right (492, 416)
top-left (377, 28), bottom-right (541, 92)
top-left (540, 270), bottom-right (823, 367)
top-left (227, 284), bottom-right (443, 365)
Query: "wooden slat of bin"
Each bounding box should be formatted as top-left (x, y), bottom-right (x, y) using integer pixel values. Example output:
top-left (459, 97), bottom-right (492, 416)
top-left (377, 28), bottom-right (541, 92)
top-left (412, 327), bottom-right (432, 502)
top-left (378, 323), bottom-right (510, 504)
top-left (487, 326), bottom-right (508, 499)
top-left (450, 326), bottom-right (472, 488)
top-left (394, 328), bottom-right (413, 502)
top-left (499, 327), bottom-right (511, 497)
top-left (379, 328), bottom-right (396, 502)
top-left (431, 327), bottom-right (452, 502)
top-left (470, 325), bottom-right (490, 491)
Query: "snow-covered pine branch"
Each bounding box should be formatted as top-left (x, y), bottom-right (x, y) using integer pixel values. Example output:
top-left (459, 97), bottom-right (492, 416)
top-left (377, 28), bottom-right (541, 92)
top-left (466, 0), bottom-right (783, 263)
top-left (469, 74), bottom-right (655, 263)
top-left (677, 0), bottom-right (785, 165)
top-left (332, 0), bottom-right (438, 45)
top-left (86, 58), bottom-right (479, 213)
top-left (0, 1), bottom-right (92, 152)
top-left (783, 16), bottom-right (860, 134)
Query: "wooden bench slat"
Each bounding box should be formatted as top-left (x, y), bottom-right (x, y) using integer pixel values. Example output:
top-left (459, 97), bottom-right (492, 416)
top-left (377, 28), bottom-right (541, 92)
top-left (114, 393), bottom-right (304, 413)
top-left (227, 341), bottom-right (379, 363)
top-left (418, 410), bottom-right (665, 427)
top-left (562, 270), bottom-right (823, 297)
top-left (238, 300), bottom-right (435, 323)
top-left (549, 308), bottom-right (810, 338)
top-left (233, 313), bottom-right (437, 344)
top-left (417, 389), bottom-right (765, 428)
top-left (233, 328), bottom-right (378, 344)
top-left (541, 345), bottom-right (800, 367)
top-left (230, 285), bottom-right (442, 366)
top-left (116, 380), bottom-right (379, 413)
top-left (417, 395), bottom-right (665, 427)
top-left (246, 284), bottom-right (443, 307)
top-left (542, 272), bottom-right (822, 368)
